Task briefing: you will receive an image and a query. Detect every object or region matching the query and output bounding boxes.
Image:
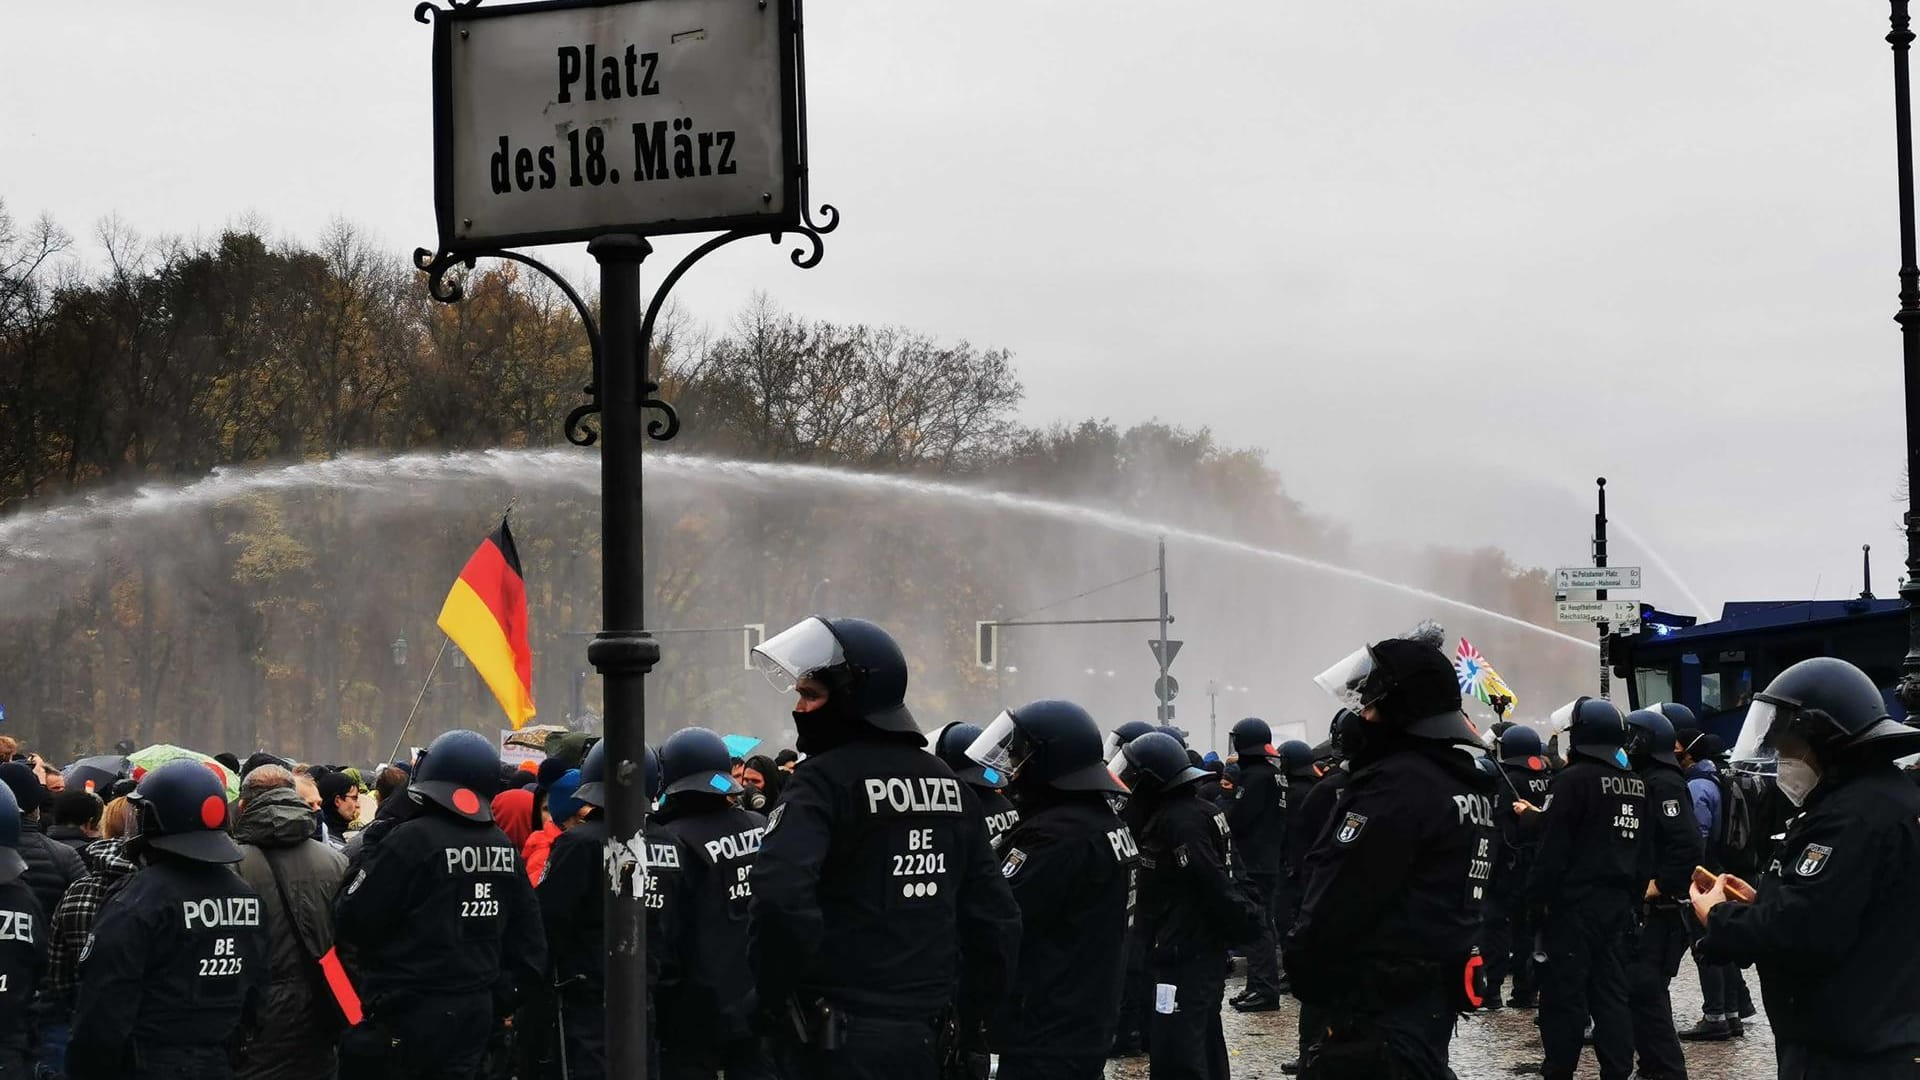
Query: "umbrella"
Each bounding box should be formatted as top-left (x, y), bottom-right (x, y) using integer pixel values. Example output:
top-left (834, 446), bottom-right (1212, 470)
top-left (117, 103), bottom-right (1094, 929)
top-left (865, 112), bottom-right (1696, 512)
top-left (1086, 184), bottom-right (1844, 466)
top-left (128, 744), bottom-right (240, 800)
top-left (62, 754), bottom-right (129, 796)
top-left (722, 734), bottom-right (762, 759)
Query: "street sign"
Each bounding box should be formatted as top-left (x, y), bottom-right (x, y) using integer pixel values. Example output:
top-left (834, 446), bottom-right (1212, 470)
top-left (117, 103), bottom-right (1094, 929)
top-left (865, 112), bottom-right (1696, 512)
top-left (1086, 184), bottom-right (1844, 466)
top-left (1149, 639), bottom-right (1184, 667)
top-left (432, 0), bottom-right (801, 251)
top-left (1555, 567), bottom-right (1642, 591)
top-left (1556, 600), bottom-right (1640, 624)
top-left (1154, 675), bottom-right (1181, 703)
top-left (742, 624), bottom-right (765, 671)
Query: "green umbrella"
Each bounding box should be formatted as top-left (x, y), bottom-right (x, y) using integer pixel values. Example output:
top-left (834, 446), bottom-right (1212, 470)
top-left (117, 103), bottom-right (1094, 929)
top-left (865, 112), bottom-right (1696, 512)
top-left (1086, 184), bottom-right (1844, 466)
top-left (129, 744), bottom-right (240, 800)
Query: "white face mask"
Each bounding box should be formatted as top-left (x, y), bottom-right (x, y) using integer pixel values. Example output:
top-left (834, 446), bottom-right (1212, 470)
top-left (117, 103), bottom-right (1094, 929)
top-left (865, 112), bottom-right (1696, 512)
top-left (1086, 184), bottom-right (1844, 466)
top-left (1776, 757), bottom-right (1821, 807)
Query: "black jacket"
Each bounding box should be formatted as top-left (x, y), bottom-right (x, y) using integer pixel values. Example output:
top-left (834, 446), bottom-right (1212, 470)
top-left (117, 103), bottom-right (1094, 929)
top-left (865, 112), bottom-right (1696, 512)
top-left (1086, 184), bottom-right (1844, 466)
top-left (642, 799), bottom-right (766, 1045)
top-left (1225, 756), bottom-right (1284, 877)
top-left (1701, 761), bottom-right (1920, 1056)
top-left (991, 794), bottom-right (1135, 1057)
top-left (1137, 787), bottom-right (1258, 961)
top-left (68, 855), bottom-right (269, 1080)
top-left (1642, 762), bottom-right (1702, 905)
top-left (47, 824), bottom-right (93, 857)
top-left (973, 786), bottom-right (1020, 853)
top-left (1527, 754), bottom-right (1650, 914)
top-left (0, 879), bottom-right (44, 1052)
top-left (746, 735), bottom-right (1020, 1024)
top-left (537, 815), bottom-right (608, 988)
top-left (1281, 768), bottom-right (1324, 883)
top-left (333, 802), bottom-right (545, 1010)
top-left (16, 827), bottom-right (82, 926)
top-left (1285, 739), bottom-right (1498, 1002)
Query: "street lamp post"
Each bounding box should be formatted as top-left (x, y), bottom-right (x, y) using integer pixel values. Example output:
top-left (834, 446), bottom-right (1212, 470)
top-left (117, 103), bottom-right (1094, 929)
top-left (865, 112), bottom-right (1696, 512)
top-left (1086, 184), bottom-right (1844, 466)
top-left (1890, 3), bottom-right (1920, 708)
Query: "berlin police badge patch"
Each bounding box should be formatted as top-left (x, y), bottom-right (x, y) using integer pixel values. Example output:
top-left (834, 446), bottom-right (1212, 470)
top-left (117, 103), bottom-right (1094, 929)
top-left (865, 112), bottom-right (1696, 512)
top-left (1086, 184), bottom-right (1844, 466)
top-left (1336, 811), bottom-right (1368, 845)
top-left (1001, 848), bottom-right (1027, 879)
top-left (1796, 843), bottom-right (1833, 877)
top-left (1662, 799), bottom-right (1680, 818)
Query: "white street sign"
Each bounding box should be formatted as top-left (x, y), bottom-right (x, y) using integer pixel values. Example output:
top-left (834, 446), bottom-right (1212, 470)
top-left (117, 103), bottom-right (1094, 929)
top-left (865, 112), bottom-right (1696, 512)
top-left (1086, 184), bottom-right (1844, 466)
top-left (1555, 567), bottom-right (1641, 591)
top-left (1556, 600), bottom-right (1640, 624)
top-left (435, 0), bottom-right (798, 249)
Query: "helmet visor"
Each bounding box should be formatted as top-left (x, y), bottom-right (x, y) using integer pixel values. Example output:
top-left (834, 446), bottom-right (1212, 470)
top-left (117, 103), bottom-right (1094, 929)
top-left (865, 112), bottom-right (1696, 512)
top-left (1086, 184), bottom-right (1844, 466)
top-left (964, 711), bottom-right (1030, 780)
top-left (1313, 646), bottom-right (1373, 709)
top-left (1105, 744), bottom-right (1137, 788)
top-left (1547, 699), bottom-right (1579, 734)
top-left (751, 617), bottom-right (844, 693)
top-left (1729, 698), bottom-right (1786, 772)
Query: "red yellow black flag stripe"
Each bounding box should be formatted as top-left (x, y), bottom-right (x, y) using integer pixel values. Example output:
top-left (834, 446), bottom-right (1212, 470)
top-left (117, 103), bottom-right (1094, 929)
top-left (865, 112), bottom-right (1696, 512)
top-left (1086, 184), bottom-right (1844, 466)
top-left (437, 517), bottom-right (536, 729)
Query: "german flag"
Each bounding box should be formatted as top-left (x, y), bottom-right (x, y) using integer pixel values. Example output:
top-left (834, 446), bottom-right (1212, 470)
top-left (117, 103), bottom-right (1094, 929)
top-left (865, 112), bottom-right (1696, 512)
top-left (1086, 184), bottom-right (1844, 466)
top-left (437, 517), bottom-right (536, 729)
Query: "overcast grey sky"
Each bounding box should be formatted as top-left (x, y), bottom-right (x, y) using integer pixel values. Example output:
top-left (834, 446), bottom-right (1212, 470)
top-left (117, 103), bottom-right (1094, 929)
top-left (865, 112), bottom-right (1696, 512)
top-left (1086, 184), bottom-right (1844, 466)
top-left (2, 0), bottom-right (1907, 619)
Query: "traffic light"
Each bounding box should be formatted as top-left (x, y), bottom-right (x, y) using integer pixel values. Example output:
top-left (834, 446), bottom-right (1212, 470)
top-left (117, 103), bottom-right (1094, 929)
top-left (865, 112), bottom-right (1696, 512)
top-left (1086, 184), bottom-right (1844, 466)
top-left (976, 622), bottom-right (998, 670)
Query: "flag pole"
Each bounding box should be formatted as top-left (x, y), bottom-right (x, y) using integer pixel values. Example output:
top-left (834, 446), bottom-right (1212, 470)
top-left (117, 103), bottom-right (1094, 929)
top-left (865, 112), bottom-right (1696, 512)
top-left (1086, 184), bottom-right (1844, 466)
top-left (388, 636), bottom-right (451, 766)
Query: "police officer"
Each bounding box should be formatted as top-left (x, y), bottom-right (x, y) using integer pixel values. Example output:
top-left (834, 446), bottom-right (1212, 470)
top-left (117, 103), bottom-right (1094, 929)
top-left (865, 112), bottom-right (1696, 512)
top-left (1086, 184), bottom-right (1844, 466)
top-left (1113, 730), bottom-right (1257, 1080)
top-left (1484, 723), bottom-right (1552, 1010)
top-left (1225, 716), bottom-right (1287, 1013)
top-left (1276, 737), bottom-right (1322, 919)
top-left (1279, 711), bottom-right (1363, 1077)
top-left (1691, 657), bottom-right (1920, 1078)
top-left (0, 782), bottom-right (44, 1080)
top-left (1528, 698), bottom-right (1647, 1080)
top-left (935, 721), bottom-right (1019, 852)
top-left (1624, 706), bottom-right (1702, 1080)
top-left (69, 761), bottom-right (269, 1080)
top-left (964, 699), bottom-right (1133, 1080)
top-left (334, 730), bottom-right (545, 1080)
top-left (1283, 637), bottom-right (1497, 1079)
top-left (745, 616), bottom-right (1020, 1080)
top-left (537, 739), bottom-right (618, 1080)
top-left (1103, 718), bottom-right (1159, 1058)
top-left (641, 727), bottom-right (771, 1080)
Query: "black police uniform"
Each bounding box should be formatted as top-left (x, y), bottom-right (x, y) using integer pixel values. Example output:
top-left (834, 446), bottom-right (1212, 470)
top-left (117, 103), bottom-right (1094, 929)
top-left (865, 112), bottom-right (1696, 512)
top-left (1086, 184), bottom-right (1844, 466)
top-left (1226, 751), bottom-right (1287, 999)
top-left (1284, 734), bottom-right (1497, 1079)
top-left (69, 858), bottom-right (269, 1080)
top-left (0, 880), bottom-right (44, 1078)
top-left (747, 739), bottom-right (1021, 1080)
top-left (1700, 760), bottom-right (1920, 1078)
top-left (1287, 757), bottom-right (1349, 1064)
top-left (1484, 755), bottom-right (1552, 1006)
top-left (1113, 790), bottom-right (1155, 1055)
top-left (537, 813), bottom-right (610, 1080)
top-left (975, 785), bottom-right (1020, 853)
top-left (1280, 758), bottom-right (1324, 921)
top-left (1627, 757), bottom-right (1702, 1080)
top-left (992, 795), bottom-right (1135, 1080)
top-left (1528, 749), bottom-right (1648, 1080)
top-left (645, 797), bottom-right (772, 1080)
top-left (1139, 786), bottom-right (1255, 1080)
top-left (334, 803), bottom-right (546, 1080)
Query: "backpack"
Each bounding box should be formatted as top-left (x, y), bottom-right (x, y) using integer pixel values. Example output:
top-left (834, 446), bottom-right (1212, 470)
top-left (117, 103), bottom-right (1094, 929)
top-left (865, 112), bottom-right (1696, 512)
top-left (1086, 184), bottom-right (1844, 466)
top-left (1713, 769), bottom-right (1760, 877)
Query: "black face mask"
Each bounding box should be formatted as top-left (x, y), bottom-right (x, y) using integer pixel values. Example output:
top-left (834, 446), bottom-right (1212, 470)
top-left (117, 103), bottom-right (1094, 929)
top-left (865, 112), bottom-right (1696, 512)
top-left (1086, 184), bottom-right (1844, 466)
top-left (793, 697), bottom-right (862, 755)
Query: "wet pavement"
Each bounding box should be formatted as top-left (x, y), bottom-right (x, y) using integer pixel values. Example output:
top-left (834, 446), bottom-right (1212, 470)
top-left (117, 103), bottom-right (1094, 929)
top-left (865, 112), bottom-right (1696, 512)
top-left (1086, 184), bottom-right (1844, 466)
top-left (1105, 962), bottom-right (1774, 1078)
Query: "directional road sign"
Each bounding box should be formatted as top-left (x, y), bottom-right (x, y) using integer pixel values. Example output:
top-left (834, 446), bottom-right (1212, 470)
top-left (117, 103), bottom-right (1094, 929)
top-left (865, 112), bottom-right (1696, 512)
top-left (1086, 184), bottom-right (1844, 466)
top-left (1556, 600), bottom-right (1640, 624)
top-left (1555, 567), bottom-right (1642, 591)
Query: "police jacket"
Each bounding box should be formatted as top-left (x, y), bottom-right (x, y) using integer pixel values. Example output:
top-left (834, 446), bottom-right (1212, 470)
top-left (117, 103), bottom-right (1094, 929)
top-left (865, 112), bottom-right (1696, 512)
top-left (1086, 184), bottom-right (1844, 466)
top-left (991, 792), bottom-right (1135, 1057)
top-left (1137, 786), bottom-right (1257, 961)
top-left (1642, 763), bottom-right (1702, 905)
top-left (1527, 753), bottom-right (1649, 914)
top-left (232, 787), bottom-right (350, 1080)
top-left (1281, 768), bottom-right (1323, 883)
top-left (1292, 762), bottom-right (1348, 862)
top-left (1225, 755), bottom-right (1284, 877)
top-left (68, 854), bottom-right (269, 1080)
top-left (537, 814), bottom-right (606, 991)
top-left (1700, 760), bottom-right (1920, 1056)
top-left (0, 879), bottom-right (44, 1053)
top-left (746, 734), bottom-right (1020, 1024)
top-left (1285, 737), bottom-right (1497, 1002)
top-left (643, 797), bottom-right (766, 1045)
top-left (16, 827), bottom-right (81, 927)
top-left (974, 785), bottom-right (1020, 853)
top-left (1494, 761), bottom-right (1553, 855)
top-left (333, 801), bottom-right (545, 1009)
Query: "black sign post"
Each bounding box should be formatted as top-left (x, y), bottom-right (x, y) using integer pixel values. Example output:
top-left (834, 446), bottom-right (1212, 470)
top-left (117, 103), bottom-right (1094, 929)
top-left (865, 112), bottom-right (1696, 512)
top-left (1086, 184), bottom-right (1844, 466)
top-left (410, 2), bottom-right (836, 1076)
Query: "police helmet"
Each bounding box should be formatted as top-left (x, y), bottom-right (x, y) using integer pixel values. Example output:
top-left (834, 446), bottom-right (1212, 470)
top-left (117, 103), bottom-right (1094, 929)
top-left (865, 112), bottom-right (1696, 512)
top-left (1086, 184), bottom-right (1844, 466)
top-left (1624, 708), bottom-right (1681, 770)
top-left (411, 729), bottom-right (500, 823)
top-left (935, 722), bottom-right (998, 787)
top-left (752, 615), bottom-right (918, 738)
top-left (128, 760), bottom-right (244, 863)
top-left (1552, 697), bottom-right (1631, 767)
top-left (1655, 702), bottom-right (1698, 731)
top-left (1229, 717), bottom-right (1275, 758)
top-left (0, 781), bottom-right (25, 885)
top-left (574, 739), bottom-right (608, 808)
top-left (1326, 709), bottom-right (1364, 760)
top-left (1106, 731), bottom-right (1208, 796)
top-left (1496, 724), bottom-right (1546, 769)
top-left (1157, 724), bottom-right (1189, 747)
top-left (1351, 638), bottom-right (1477, 742)
top-left (967, 700), bottom-right (1127, 795)
top-left (1102, 720), bottom-right (1157, 762)
top-left (1276, 739), bottom-right (1318, 778)
top-left (659, 727), bottom-right (744, 798)
top-left (1730, 657), bottom-right (1920, 766)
